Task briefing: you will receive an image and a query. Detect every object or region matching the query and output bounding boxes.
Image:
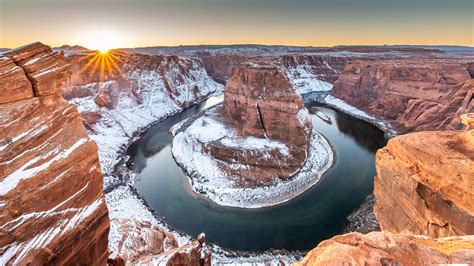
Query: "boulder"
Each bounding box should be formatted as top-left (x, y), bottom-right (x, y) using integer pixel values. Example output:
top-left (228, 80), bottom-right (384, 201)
top-left (111, 220), bottom-right (210, 265)
top-left (112, 219), bottom-right (178, 263)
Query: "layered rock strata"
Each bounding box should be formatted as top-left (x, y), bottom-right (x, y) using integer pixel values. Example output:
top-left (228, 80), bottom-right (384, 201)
top-left (221, 62), bottom-right (313, 181)
top-left (0, 42), bottom-right (109, 264)
top-left (295, 232), bottom-right (474, 265)
top-left (171, 62), bottom-right (333, 207)
top-left (198, 54), bottom-right (338, 93)
top-left (58, 48), bottom-right (223, 262)
top-left (61, 50), bottom-right (223, 175)
top-left (330, 60), bottom-right (473, 133)
top-left (374, 129), bottom-right (474, 237)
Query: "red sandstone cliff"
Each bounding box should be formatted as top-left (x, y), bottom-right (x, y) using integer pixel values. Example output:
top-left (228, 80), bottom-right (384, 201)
top-left (375, 129), bottom-right (473, 237)
top-left (58, 47), bottom-right (220, 263)
top-left (197, 53), bottom-right (348, 86)
top-left (0, 42), bottom-right (109, 264)
top-left (216, 62), bottom-right (313, 181)
top-left (331, 60), bottom-right (473, 133)
top-left (295, 231), bottom-right (474, 265)
top-left (297, 126), bottom-right (473, 264)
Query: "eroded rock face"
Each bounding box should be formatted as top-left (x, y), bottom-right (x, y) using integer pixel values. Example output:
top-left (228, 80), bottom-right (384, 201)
top-left (109, 219), bottom-right (210, 265)
top-left (0, 42), bottom-right (109, 264)
top-left (375, 130), bottom-right (474, 237)
top-left (331, 60), bottom-right (473, 133)
top-left (113, 219), bottom-right (178, 262)
top-left (225, 63), bottom-right (312, 144)
top-left (4, 42), bottom-right (72, 97)
top-left (296, 232), bottom-right (474, 265)
top-left (278, 54), bottom-right (348, 84)
top-left (0, 57), bottom-right (33, 104)
top-left (219, 62), bottom-right (312, 181)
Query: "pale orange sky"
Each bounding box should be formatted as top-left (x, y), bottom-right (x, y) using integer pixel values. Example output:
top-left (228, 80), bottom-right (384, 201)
top-left (1, 0), bottom-right (473, 49)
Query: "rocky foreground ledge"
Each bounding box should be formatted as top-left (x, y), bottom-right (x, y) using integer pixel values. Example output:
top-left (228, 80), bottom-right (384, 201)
top-left (0, 42), bottom-right (110, 264)
top-left (298, 127), bottom-right (473, 264)
top-left (296, 231), bottom-right (474, 265)
top-left (171, 62), bottom-right (334, 208)
top-left (375, 129), bottom-right (474, 237)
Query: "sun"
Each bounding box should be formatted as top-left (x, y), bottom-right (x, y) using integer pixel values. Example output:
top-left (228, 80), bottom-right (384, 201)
top-left (83, 29), bottom-right (120, 53)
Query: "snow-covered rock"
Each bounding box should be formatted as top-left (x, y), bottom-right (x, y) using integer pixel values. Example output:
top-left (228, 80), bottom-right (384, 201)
top-left (171, 105), bottom-right (333, 208)
top-left (62, 52), bottom-right (223, 263)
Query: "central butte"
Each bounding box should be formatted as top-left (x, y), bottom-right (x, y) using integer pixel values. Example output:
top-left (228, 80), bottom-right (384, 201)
top-left (171, 62), bottom-right (333, 208)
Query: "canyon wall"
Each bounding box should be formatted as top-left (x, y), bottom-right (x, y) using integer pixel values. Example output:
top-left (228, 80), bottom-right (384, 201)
top-left (278, 54), bottom-right (348, 84)
top-left (61, 50), bottom-right (223, 175)
top-left (374, 129), bottom-right (473, 237)
top-left (0, 42), bottom-right (109, 264)
top-left (298, 129), bottom-right (473, 265)
top-left (59, 49), bottom-right (221, 263)
top-left (331, 59), bottom-right (473, 133)
top-left (211, 62), bottom-right (313, 181)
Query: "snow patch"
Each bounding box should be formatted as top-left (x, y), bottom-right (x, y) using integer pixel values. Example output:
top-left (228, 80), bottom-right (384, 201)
top-left (324, 95), bottom-right (396, 136)
top-left (171, 107), bottom-right (334, 208)
top-left (284, 63), bottom-right (333, 94)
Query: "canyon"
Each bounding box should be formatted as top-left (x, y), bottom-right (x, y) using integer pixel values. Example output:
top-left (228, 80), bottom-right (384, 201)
top-left (1, 43), bottom-right (216, 265)
top-left (170, 62), bottom-right (333, 208)
top-left (1, 42), bottom-right (473, 264)
top-left (330, 60), bottom-right (473, 133)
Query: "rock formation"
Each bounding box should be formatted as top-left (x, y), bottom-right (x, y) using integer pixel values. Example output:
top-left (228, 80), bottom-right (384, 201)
top-left (175, 62), bottom-right (314, 183)
top-left (0, 42), bottom-right (109, 264)
top-left (57, 47), bottom-right (223, 262)
top-left (108, 220), bottom-right (210, 265)
top-left (59, 49), bottom-right (223, 175)
top-left (4, 42), bottom-right (72, 97)
top-left (295, 232), bottom-right (474, 265)
top-left (331, 60), bottom-right (473, 133)
top-left (278, 54), bottom-right (348, 84)
top-left (171, 62), bottom-right (333, 207)
top-left (219, 62), bottom-right (313, 181)
top-left (374, 129), bottom-right (473, 237)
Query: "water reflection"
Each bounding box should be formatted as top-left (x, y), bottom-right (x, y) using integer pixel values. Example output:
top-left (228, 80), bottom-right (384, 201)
top-left (130, 96), bottom-right (388, 252)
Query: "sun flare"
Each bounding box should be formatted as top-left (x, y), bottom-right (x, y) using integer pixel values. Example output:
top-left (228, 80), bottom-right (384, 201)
top-left (77, 48), bottom-right (128, 82)
top-left (84, 29), bottom-right (120, 53)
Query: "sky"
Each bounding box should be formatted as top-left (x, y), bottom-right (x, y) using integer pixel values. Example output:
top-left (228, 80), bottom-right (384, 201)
top-left (1, 0), bottom-right (473, 49)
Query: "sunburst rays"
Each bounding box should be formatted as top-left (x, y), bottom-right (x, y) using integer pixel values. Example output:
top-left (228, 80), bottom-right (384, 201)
top-left (77, 50), bottom-right (128, 82)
